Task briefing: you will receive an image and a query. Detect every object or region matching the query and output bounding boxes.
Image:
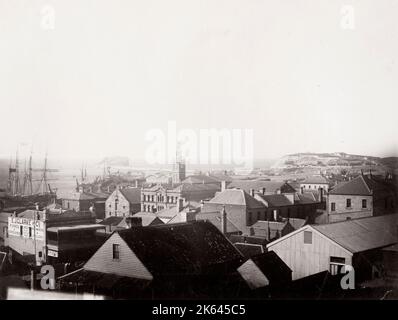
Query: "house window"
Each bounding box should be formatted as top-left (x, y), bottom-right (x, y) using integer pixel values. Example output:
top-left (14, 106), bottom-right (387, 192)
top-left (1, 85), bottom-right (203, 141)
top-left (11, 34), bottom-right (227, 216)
top-left (29, 227), bottom-right (32, 238)
top-left (331, 202), bottom-right (336, 212)
top-left (346, 199), bottom-right (351, 208)
top-left (362, 199), bottom-right (367, 209)
top-left (113, 244), bottom-right (120, 260)
top-left (329, 256), bottom-right (346, 275)
top-left (304, 231), bottom-right (312, 244)
top-left (38, 251), bottom-right (42, 258)
top-left (115, 199), bottom-right (119, 211)
top-left (20, 225), bottom-right (23, 236)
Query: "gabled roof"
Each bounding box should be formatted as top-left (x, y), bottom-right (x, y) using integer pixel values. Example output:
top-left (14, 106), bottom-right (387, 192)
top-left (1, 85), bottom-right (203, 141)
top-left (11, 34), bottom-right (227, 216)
top-left (328, 174), bottom-right (394, 196)
top-left (119, 187), bottom-right (141, 204)
top-left (256, 194), bottom-right (292, 207)
top-left (287, 218), bottom-right (307, 230)
top-left (115, 221), bottom-right (243, 276)
top-left (269, 214), bottom-right (398, 254)
top-left (311, 214), bottom-right (398, 253)
top-left (228, 180), bottom-right (296, 194)
top-left (208, 189), bottom-right (265, 209)
top-left (329, 175), bottom-right (372, 195)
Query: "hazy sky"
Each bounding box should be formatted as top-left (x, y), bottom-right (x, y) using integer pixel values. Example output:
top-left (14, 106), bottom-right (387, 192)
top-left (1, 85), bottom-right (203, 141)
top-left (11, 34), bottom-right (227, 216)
top-left (0, 0), bottom-right (397, 162)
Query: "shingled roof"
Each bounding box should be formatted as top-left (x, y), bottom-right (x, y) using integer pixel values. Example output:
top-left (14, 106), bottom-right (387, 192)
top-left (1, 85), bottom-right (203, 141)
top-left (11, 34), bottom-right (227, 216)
top-left (116, 221), bottom-right (243, 276)
top-left (209, 189), bottom-right (265, 209)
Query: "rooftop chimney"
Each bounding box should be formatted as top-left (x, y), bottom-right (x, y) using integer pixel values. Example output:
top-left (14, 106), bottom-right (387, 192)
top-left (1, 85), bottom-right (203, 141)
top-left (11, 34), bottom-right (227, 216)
top-left (300, 186), bottom-right (304, 194)
top-left (177, 197), bottom-right (184, 213)
top-left (318, 187), bottom-right (324, 203)
top-left (249, 189), bottom-right (255, 197)
top-left (221, 181), bottom-right (227, 192)
top-left (125, 216), bottom-right (142, 228)
top-left (262, 187), bottom-right (266, 195)
top-left (221, 205), bottom-right (227, 235)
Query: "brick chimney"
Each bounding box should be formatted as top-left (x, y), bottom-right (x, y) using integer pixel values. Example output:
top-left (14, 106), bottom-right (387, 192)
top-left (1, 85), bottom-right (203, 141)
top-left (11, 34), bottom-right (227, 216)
top-left (262, 187), bottom-right (266, 195)
top-left (318, 187), bottom-right (324, 203)
top-left (221, 205), bottom-right (227, 235)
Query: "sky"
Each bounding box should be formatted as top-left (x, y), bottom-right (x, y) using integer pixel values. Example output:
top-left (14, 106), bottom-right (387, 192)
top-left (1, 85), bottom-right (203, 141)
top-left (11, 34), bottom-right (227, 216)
top-left (0, 0), bottom-right (397, 164)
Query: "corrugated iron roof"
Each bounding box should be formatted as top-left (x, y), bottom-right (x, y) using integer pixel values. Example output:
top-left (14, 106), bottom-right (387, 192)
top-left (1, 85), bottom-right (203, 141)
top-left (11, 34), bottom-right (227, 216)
top-left (312, 214), bottom-right (398, 253)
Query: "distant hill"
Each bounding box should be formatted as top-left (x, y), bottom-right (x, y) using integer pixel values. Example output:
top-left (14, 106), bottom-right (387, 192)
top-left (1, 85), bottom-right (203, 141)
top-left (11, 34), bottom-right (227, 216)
top-left (271, 152), bottom-right (395, 172)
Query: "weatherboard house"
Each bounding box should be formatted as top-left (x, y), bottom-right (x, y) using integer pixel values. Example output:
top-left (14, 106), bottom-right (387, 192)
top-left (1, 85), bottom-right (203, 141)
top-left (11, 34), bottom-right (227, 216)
top-left (266, 214), bottom-right (398, 282)
top-left (58, 220), bottom-right (244, 299)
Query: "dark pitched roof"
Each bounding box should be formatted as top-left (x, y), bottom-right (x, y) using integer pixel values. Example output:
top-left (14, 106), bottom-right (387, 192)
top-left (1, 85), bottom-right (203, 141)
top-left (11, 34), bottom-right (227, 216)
top-left (119, 187), bottom-right (141, 204)
top-left (234, 243), bottom-right (264, 258)
top-left (329, 174), bottom-right (394, 197)
top-left (256, 194), bottom-right (293, 207)
top-left (117, 221), bottom-right (243, 276)
top-left (250, 251), bottom-right (292, 282)
top-left (209, 189), bottom-right (265, 209)
top-left (100, 216), bottom-right (124, 227)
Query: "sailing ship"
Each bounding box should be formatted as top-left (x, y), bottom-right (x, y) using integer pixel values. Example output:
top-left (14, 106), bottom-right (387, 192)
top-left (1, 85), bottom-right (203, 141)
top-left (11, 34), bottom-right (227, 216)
top-left (0, 150), bottom-right (57, 209)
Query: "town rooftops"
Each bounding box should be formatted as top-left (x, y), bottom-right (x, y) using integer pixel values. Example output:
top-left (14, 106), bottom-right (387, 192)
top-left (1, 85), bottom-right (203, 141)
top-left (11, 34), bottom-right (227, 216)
top-left (182, 175), bottom-right (220, 184)
top-left (328, 174), bottom-right (394, 197)
top-left (209, 189), bottom-right (265, 209)
top-left (131, 212), bottom-right (164, 226)
top-left (171, 183), bottom-right (220, 193)
top-left (119, 187), bottom-right (141, 204)
top-left (228, 180), bottom-right (296, 194)
top-left (311, 214), bottom-right (398, 253)
top-left (61, 192), bottom-right (97, 201)
top-left (112, 221), bottom-right (243, 276)
top-left (301, 175), bottom-right (330, 185)
top-left (196, 211), bottom-right (241, 234)
top-left (47, 224), bottom-right (105, 233)
top-left (268, 213), bottom-right (398, 254)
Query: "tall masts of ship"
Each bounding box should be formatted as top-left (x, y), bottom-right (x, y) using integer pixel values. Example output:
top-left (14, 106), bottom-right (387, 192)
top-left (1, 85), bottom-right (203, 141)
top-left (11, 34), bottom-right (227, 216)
top-left (22, 153), bottom-right (33, 196)
top-left (7, 150), bottom-right (20, 196)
